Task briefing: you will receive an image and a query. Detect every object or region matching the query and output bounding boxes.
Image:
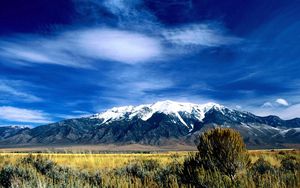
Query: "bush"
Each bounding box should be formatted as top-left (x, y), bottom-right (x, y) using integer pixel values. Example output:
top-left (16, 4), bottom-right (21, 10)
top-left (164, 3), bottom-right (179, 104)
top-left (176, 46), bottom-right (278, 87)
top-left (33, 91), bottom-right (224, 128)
top-left (0, 165), bottom-right (34, 188)
top-left (141, 159), bottom-right (160, 171)
top-left (20, 154), bottom-right (35, 165)
top-left (281, 156), bottom-right (300, 173)
top-left (77, 170), bottom-right (102, 187)
top-left (180, 128), bottom-right (251, 187)
top-left (181, 155), bottom-right (233, 187)
top-left (33, 157), bottom-right (56, 175)
top-left (196, 128), bottom-right (250, 181)
top-left (88, 171), bottom-right (102, 187)
top-left (0, 165), bottom-right (15, 188)
top-left (116, 161), bottom-right (146, 181)
top-left (251, 158), bottom-right (275, 175)
top-left (155, 160), bottom-right (181, 187)
top-left (180, 153), bottom-right (202, 185)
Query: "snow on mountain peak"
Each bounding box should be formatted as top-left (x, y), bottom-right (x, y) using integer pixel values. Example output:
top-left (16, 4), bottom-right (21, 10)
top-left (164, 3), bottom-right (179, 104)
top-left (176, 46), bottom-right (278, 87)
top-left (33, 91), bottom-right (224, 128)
top-left (91, 100), bottom-right (225, 126)
top-left (149, 100), bottom-right (223, 116)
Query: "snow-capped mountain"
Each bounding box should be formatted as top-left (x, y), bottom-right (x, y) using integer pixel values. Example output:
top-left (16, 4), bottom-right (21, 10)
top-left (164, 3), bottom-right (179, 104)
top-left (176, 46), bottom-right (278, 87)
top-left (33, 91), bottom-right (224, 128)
top-left (91, 100), bottom-right (225, 131)
top-left (0, 100), bottom-right (299, 148)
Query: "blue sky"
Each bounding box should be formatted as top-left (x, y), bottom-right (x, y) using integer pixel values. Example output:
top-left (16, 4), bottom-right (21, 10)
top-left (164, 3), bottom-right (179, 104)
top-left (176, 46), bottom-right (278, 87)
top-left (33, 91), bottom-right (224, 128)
top-left (0, 0), bottom-right (300, 126)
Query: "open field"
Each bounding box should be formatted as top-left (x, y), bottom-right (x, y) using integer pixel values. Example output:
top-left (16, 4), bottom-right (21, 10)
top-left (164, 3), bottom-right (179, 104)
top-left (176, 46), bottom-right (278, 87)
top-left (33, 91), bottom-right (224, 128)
top-left (0, 144), bottom-right (197, 153)
top-left (0, 149), bottom-right (299, 187)
top-left (0, 152), bottom-right (189, 172)
top-left (0, 149), bottom-right (299, 170)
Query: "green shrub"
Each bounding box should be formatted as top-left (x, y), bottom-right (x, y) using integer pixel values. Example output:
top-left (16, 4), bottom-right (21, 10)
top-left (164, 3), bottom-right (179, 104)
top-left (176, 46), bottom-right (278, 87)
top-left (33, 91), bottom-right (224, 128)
top-left (155, 160), bottom-right (181, 187)
top-left (141, 159), bottom-right (160, 171)
top-left (0, 164), bottom-right (34, 188)
top-left (20, 154), bottom-right (35, 165)
top-left (88, 171), bottom-right (102, 187)
top-left (196, 128), bottom-right (250, 181)
top-left (0, 165), bottom-right (14, 188)
top-left (251, 157), bottom-right (275, 175)
top-left (33, 157), bottom-right (56, 175)
top-left (116, 161), bottom-right (146, 181)
top-left (180, 153), bottom-right (202, 185)
top-left (179, 128), bottom-right (251, 187)
top-left (281, 156), bottom-right (300, 173)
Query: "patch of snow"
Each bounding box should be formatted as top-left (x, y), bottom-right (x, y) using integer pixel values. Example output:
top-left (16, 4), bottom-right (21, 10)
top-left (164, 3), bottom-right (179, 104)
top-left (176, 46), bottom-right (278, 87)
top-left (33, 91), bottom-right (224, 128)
top-left (0, 125), bottom-right (32, 129)
top-left (91, 100), bottom-right (225, 126)
top-left (279, 128), bottom-right (300, 136)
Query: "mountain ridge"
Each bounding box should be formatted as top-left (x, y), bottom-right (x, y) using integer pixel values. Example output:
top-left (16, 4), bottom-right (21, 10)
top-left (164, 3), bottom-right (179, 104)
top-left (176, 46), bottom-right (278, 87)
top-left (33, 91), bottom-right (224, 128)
top-left (0, 100), bottom-right (299, 148)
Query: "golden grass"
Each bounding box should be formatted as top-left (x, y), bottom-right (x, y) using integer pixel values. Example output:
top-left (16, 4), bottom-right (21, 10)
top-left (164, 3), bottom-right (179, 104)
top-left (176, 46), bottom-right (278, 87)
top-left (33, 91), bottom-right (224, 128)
top-left (248, 149), bottom-right (300, 166)
top-left (1, 149), bottom-right (299, 172)
top-left (0, 152), bottom-right (189, 172)
top-left (0, 149), bottom-right (299, 188)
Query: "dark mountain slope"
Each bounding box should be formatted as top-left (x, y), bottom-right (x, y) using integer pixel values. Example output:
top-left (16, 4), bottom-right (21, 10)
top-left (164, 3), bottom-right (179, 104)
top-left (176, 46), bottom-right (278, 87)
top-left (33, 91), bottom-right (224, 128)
top-left (0, 101), bottom-right (299, 148)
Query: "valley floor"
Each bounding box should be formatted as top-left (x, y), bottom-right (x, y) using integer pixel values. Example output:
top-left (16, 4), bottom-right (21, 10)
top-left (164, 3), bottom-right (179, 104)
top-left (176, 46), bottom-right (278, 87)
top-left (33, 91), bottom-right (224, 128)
top-left (0, 149), bottom-right (299, 187)
top-left (1, 149), bottom-right (299, 170)
top-left (0, 144), bottom-right (197, 153)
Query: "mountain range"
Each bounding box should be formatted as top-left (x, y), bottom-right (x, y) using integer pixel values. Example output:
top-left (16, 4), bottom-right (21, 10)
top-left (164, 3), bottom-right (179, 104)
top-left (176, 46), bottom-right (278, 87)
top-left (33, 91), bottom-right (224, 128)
top-left (0, 100), bottom-right (299, 148)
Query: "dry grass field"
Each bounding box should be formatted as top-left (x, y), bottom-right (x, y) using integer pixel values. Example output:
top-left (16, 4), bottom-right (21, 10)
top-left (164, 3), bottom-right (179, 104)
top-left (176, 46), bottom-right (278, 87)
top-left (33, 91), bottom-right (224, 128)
top-left (248, 149), bottom-right (299, 165)
top-left (0, 149), bottom-right (299, 187)
top-left (0, 149), bottom-right (298, 171)
top-left (0, 144), bottom-right (197, 153)
top-left (0, 152), bottom-right (189, 172)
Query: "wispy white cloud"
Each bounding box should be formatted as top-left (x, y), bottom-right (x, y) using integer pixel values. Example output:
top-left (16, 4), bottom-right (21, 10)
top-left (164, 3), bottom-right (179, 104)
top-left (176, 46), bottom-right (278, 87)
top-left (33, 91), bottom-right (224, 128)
top-left (70, 29), bottom-right (163, 63)
top-left (103, 0), bottom-right (140, 15)
top-left (127, 80), bottom-right (173, 92)
top-left (54, 110), bottom-right (93, 119)
top-left (0, 39), bottom-right (89, 68)
top-left (93, 76), bottom-right (175, 110)
top-left (235, 105), bottom-right (242, 110)
top-left (275, 98), bottom-right (289, 106)
top-left (262, 102), bottom-right (273, 108)
top-left (77, 0), bottom-right (159, 31)
top-left (0, 21), bottom-right (242, 69)
top-left (0, 28), bottom-right (163, 67)
top-left (0, 106), bottom-right (51, 124)
top-left (0, 1), bottom-right (242, 69)
top-left (72, 110), bottom-right (91, 114)
top-left (0, 124), bottom-right (32, 128)
top-left (261, 98), bottom-right (289, 108)
top-left (163, 24), bottom-right (242, 47)
top-left (4, 48), bottom-right (53, 64)
top-left (254, 103), bottom-right (300, 120)
top-left (280, 103), bottom-right (300, 119)
top-left (0, 80), bottom-right (42, 102)
top-left (55, 113), bottom-right (92, 120)
top-left (250, 98), bottom-right (299, 119)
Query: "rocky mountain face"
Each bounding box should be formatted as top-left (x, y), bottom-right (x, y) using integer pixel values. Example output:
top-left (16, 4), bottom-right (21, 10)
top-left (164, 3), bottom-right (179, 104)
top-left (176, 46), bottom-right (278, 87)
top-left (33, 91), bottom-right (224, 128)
top-left (0, 100), bottom-right (299, 148)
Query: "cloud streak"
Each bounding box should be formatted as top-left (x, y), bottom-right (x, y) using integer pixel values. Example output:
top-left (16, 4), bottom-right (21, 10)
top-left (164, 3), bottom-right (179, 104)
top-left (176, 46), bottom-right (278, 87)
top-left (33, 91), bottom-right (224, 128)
top-left (254, 103), bottom-right (300, 120)
top-left (70, 29), bottom-right (163, 63)
top-left (0, 28), bottom-right (164, 67)
top-left (0, 106), bottom-right (51, 124)
top-left (251, 98), bottom-right (298, 119)
top-left (0, 80), bottom-right (42, 102)
top-left (276, 98), bottom-right (289, 106)
top-left (0, 23), bottom-right (241, 68)
top-left (163, 24), bottom-right (242, 47)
